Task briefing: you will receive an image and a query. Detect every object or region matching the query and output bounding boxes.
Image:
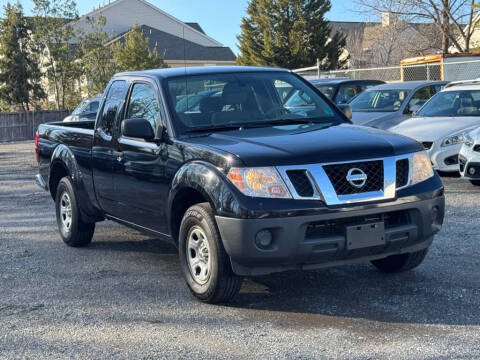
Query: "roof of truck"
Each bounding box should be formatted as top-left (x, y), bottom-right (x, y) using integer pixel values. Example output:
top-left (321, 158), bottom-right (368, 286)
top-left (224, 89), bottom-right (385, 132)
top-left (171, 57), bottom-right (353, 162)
top-left (115, 66), bottom-right (288, 79)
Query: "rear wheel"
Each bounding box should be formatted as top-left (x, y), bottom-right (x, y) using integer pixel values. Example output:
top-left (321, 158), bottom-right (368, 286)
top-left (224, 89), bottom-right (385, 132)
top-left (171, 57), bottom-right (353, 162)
top-left (469, 180), bottom-right (480, 186)
top-left (178, 203), bottom-right (242, 303)
top-left (55, 177), bottom-right (95, 247)
top-left (371, 248), bottom-right (428, 273)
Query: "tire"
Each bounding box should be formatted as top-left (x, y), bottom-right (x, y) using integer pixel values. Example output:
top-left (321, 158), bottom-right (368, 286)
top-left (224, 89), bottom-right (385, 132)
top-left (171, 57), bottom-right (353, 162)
top-left (178, 203), bottom-right (242, 303)
top-left (55, 176), bottom-right (95, 247)
top-left (371, 248), bottom-right (428, 273)
top-left (469, 180), bottom-right (480, 186)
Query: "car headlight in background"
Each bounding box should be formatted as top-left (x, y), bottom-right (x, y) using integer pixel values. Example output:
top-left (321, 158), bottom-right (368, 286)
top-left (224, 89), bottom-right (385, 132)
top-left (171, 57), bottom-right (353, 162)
top-left (411, 151), bottom-right (434, 185)
top-left (441, 131), bottom-right (467, 147)
top-left (464, 133), bottom-right (474, 147)
top-left (227, 167), bottom-right (292, 198)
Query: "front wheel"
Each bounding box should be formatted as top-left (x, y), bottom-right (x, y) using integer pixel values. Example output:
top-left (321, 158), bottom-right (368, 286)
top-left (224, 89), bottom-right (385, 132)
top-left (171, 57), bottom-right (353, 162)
top-left (371, 248), bottom-right (428, 273)
top-left (55, 177), bottom-right (95, 247)
top-left (178, 203), bottom-right (242, 303)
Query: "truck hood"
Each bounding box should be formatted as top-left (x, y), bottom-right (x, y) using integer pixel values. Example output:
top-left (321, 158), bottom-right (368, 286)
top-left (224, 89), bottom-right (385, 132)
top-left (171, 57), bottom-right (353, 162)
top-left (351, 111), bottom-right (395, 126)
top-left (390, 116), bottom-right (480, 142)
top-left (186, 123), bottom-right (422, 167)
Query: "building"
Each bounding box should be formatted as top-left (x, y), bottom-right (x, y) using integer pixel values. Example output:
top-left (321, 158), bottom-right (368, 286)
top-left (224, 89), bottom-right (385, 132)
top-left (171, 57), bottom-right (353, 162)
top-left (71, 0), bottom-right (236, 67)
top-left (330, 14), bottom-right (442, 69)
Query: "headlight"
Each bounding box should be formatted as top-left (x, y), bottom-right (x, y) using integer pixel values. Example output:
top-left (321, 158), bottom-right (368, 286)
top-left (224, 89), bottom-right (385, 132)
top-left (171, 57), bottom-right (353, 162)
top-left (227, 167), bottom-right (292, 198)
top-left (411, 151), bottom-right (434, 185)
top-left (441, 131), bottom-right (466, 147)
top-left (464, 133), bottom-right (474, 147)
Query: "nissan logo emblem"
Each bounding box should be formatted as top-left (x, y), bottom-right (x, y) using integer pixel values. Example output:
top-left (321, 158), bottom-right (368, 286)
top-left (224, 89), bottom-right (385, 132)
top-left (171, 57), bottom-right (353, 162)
top-left (346, 168), bottom-right (368, 188)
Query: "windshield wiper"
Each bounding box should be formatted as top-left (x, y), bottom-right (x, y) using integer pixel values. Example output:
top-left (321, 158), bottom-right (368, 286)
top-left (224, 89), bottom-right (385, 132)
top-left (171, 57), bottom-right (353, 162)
top-left (185, 124), bottom-right (245, 133)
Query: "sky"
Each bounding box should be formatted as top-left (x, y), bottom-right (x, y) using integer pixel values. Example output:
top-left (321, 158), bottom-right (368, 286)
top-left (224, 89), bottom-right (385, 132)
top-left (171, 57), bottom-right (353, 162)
top-left (3, 0), bottom-right (365, 54)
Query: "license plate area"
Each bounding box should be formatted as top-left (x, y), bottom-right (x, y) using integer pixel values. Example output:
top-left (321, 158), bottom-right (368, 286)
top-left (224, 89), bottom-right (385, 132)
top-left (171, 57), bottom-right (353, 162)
top-left (346, 221), bottom-right (385, 250)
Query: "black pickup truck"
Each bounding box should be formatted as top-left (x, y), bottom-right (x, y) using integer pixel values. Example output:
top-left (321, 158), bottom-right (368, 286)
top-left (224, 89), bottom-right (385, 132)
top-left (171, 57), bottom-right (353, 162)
top-left (36, 66), bottom-right (445, 303)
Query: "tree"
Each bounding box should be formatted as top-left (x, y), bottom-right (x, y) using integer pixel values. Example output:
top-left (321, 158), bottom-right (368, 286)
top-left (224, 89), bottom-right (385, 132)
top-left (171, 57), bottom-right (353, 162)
top-left (0, 2), bottom-right (44, 111)
top-left (80, 16), bottom-right (118, 96)
top-left (355, 0), bottom-right (478, 53)
top-left (236, 0), bottom-right (347, 69)
top-left (32, 0), bottom-right (83, 109)
top-left (112, 26), bottom-right (168, 72)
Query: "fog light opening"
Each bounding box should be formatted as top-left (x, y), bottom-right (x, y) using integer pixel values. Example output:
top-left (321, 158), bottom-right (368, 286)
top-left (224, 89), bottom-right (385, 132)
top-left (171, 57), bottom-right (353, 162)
top-left (469, 167), bottom-right (476, 175)
top-left (255, 229), bottom-right (273, 249)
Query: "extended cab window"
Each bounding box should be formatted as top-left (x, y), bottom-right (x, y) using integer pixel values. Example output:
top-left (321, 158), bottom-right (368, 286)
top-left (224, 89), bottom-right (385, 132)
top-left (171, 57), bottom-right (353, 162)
top-left (126, 83), bottom-right (160, 132)
top-left (166, 72), bottom-right (341, 133)
top-left (98, 80), bottom-right (129, 136)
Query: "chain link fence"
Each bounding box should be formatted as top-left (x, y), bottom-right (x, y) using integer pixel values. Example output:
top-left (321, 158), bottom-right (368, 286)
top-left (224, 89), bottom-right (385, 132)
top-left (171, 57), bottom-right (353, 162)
top-left (293, 59), bottom-right (480, 83)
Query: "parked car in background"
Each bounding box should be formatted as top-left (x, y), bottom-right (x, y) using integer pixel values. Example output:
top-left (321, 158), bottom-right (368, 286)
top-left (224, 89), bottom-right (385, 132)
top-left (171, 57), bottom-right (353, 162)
top-left (349, 81), bottom-right (447, 130)
top-left (63, 96), bottom-right (101, 122)
top-left (309, 78), bottom-right (384, 104)
top-left (459, 127), bottom-right (480, 185)
top-left (390, 82), bottom-right (480, 173)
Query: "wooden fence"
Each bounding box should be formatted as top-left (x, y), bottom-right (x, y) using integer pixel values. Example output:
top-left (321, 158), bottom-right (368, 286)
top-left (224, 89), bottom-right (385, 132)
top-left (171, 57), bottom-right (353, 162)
top-left (0, 110), bottom-right (70, 142)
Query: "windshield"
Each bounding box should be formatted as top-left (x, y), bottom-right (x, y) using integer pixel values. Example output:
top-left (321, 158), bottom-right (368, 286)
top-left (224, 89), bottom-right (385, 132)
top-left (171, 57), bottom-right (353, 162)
top-left (417, 90), bottom-right (480, 117)
top-left (315, 85), bottom-right (336, 99)
top-left (349, 89), bottom-right (410, 112)
top-left (72, 100), bottom-right (88, 115)
top-left (165, 72), bottom-right (344, 134)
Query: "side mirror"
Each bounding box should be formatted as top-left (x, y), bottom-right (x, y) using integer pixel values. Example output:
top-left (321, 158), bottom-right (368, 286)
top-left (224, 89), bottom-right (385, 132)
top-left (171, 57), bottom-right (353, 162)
top-left (407, 104), bottom-right (422, 115)
top-left (337, 104), bottom-right (352, 120)
top-left (121, 118), bottom-right (155, 140)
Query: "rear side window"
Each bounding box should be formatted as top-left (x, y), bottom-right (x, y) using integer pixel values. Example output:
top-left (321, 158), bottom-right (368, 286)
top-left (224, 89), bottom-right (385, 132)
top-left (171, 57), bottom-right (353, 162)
top-left (98, 80), bottom-right (129, 136)
top-left (88, 101), bottom-right (99, 112)
top-left (126, 83), bottom-right (160, 132)
top-left (408, 86), bottom-right (434, 109)
top-left (336, 84), bottom-right (359, 104)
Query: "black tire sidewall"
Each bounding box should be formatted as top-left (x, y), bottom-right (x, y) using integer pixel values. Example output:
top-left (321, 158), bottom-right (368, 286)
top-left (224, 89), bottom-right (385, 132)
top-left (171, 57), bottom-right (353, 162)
top-left (55, 177), bottom-right (79, 245)
top-left (178, 206), bottom-right (221, 298)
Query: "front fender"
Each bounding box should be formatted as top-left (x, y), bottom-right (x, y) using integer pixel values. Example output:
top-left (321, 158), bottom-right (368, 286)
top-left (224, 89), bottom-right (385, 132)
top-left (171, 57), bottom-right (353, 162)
top-left (168, 161), bottom-right (244, 218)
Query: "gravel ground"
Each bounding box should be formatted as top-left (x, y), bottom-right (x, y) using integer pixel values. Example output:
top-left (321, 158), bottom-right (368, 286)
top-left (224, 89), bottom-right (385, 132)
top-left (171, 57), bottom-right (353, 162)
top-left (1, 141), bottom-right (479, 359)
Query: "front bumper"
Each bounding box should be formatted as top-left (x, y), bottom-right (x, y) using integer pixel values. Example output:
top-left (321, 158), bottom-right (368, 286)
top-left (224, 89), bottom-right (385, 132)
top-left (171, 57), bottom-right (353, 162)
top-left (216, 194), bottom-right (444, 276)
top-left (459, 145), bottom-right (480, 179)
top-left (428, 143), bottom-right (461, 172)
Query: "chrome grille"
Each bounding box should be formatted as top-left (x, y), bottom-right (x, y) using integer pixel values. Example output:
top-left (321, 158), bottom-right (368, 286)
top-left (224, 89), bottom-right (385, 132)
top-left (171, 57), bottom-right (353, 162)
top-left (322, 160), bottom-right (383, 195)
top-left (286, 170), bottom-right (314, 197)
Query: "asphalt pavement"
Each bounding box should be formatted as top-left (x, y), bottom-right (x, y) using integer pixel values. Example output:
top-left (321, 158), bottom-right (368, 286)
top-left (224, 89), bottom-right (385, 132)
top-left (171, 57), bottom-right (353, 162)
top-left (1, 141), bottom-right (479, 359)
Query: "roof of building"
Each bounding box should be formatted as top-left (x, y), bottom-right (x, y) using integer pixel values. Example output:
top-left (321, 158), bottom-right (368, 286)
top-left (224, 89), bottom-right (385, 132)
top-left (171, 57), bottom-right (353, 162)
top-left (110, 25), bottom-right (236, 62)
top-left (184, 22), bottom-right (205, 35)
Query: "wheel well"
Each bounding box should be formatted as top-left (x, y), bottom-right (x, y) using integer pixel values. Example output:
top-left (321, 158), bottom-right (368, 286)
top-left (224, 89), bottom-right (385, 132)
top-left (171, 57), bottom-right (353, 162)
top-left (170, 187), bottom-right (210, 243)
top-left (49, 162), bottom-right (69, 199)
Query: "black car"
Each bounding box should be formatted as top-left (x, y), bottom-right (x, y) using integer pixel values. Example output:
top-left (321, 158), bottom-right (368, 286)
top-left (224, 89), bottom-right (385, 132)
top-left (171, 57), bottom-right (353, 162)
top-left (309, 78), bottom-right (385, 104)
top-left (36, 66), bottom-right (444, 303)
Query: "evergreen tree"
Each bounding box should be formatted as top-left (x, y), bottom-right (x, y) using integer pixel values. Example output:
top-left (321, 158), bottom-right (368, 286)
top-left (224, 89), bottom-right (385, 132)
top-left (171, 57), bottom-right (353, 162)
top-left (112, 26), bottom-right (168, 72)
top-left (237, 0), bottom-right (346, 70)
top-left (0, 2), bottom-right (44, 111)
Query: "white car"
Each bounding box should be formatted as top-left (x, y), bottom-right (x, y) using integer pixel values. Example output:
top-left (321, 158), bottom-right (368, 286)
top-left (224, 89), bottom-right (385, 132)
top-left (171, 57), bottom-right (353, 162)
top-left (390, 83), bottom-right (480, 172)
top-left (459, 127), bottom-right (480, 185)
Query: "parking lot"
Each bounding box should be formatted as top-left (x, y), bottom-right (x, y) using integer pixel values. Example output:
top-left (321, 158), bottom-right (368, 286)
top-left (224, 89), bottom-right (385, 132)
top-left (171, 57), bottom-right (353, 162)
top-left (1, 141), bottom-right (480, 359)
